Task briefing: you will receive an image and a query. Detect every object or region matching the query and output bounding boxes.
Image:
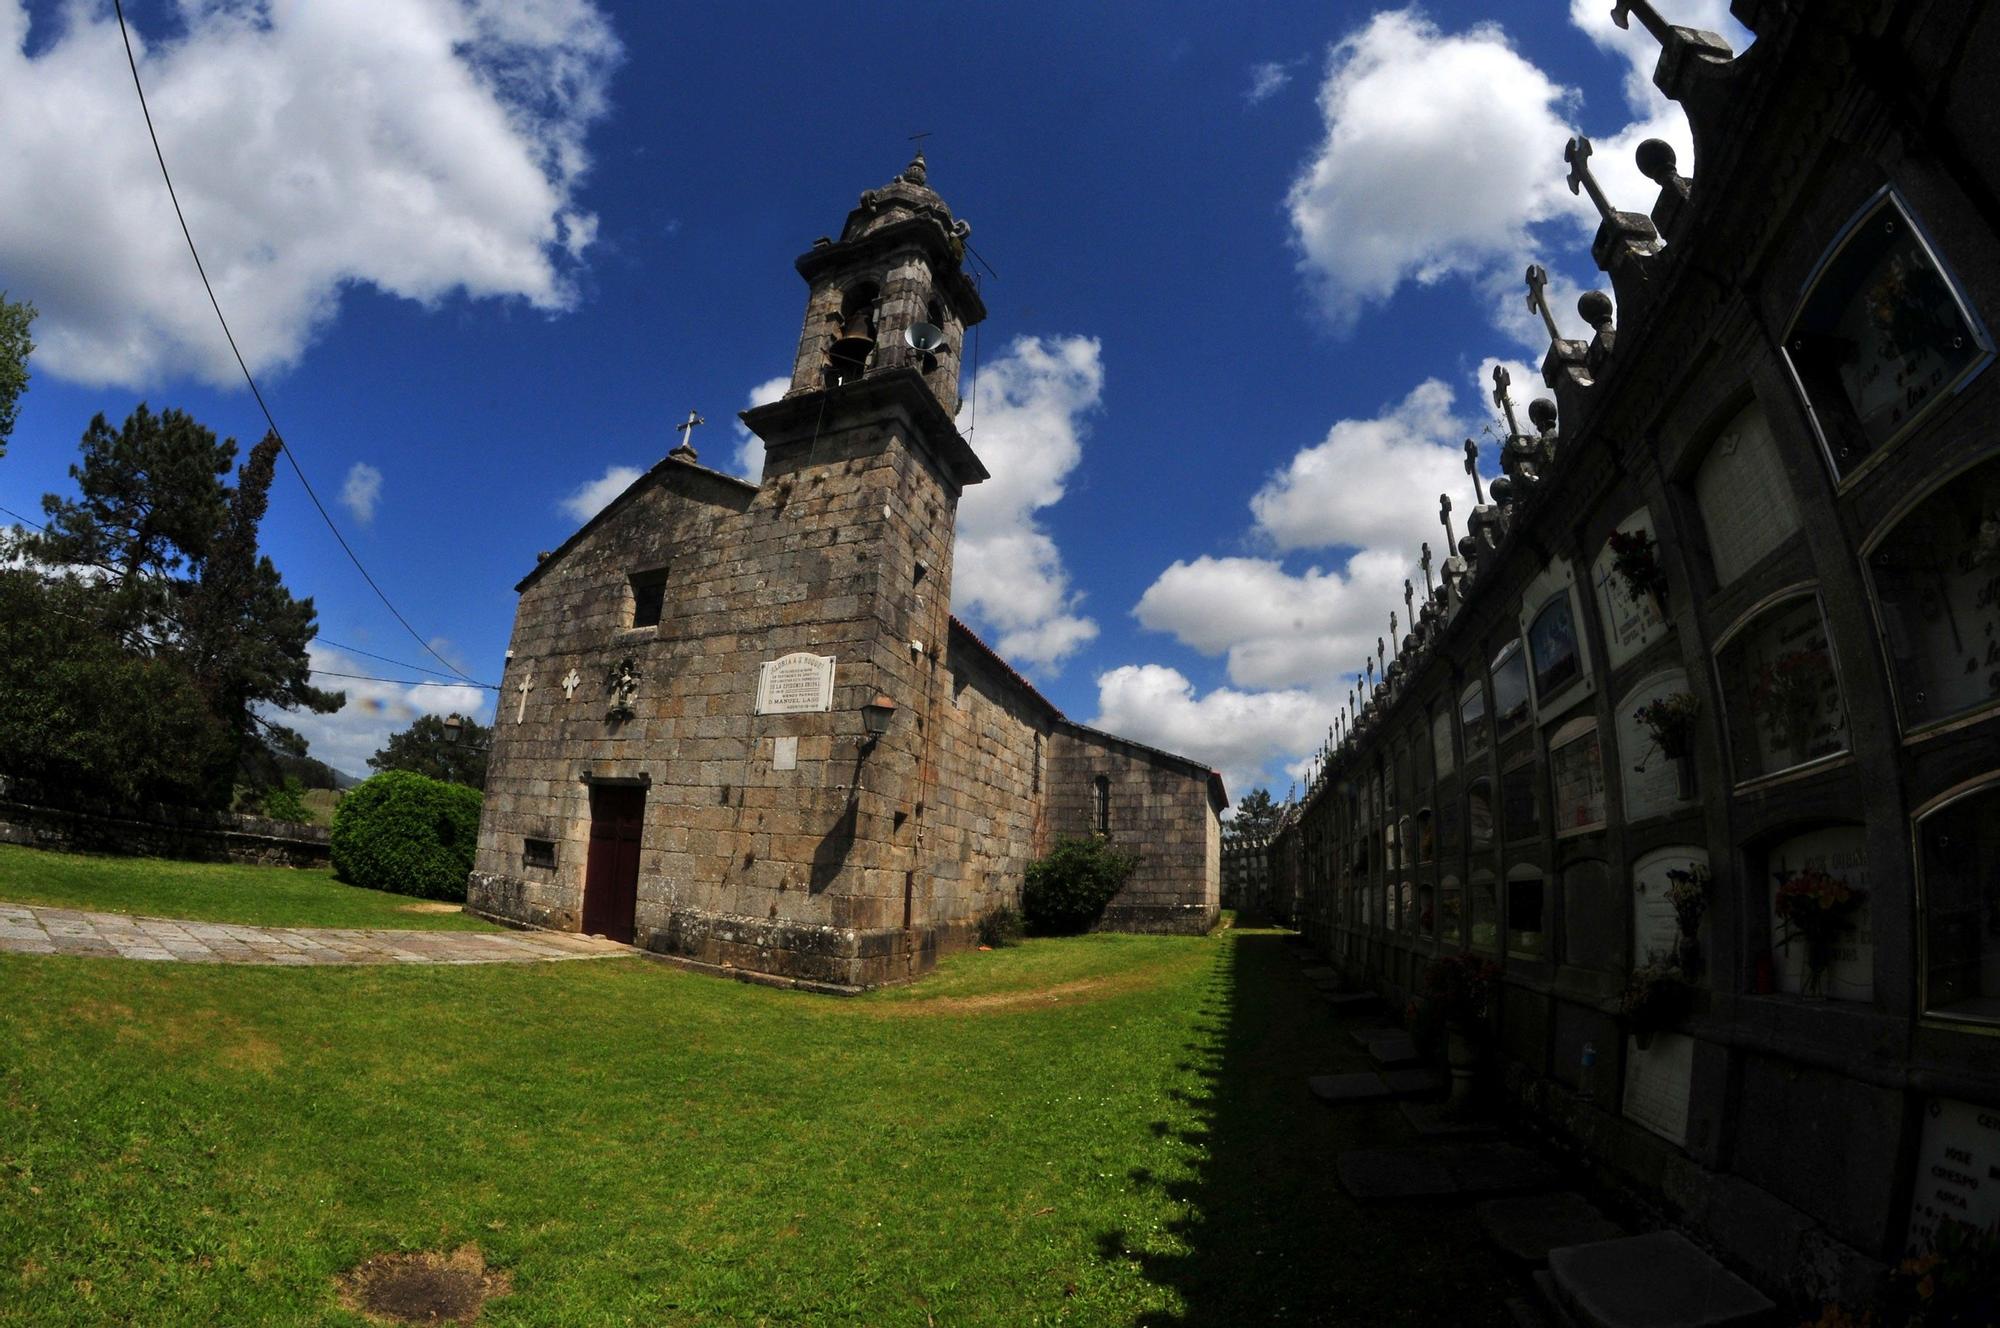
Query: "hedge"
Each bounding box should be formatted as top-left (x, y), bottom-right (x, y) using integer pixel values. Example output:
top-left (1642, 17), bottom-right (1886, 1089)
top-left (1022, 836), bottom-right (1138, 936)
top-left (330, 770), bottom-right (482, 901)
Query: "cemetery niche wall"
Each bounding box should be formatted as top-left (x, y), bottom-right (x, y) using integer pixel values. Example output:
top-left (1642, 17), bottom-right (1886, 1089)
top-left (1268, 0), bottom-right (2000, 1308)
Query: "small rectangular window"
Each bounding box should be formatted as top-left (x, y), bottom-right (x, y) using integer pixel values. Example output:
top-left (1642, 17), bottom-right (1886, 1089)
top-left (630, 568), bottom-right (668, 628)
top-left (523, 838), bottom-right (557, 869)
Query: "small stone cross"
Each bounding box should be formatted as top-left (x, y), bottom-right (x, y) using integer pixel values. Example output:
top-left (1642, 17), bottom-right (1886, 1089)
top-left (1464, 439), bottom-right (1487, 505)
top-left (561, 667), bottom-right (582, 700)
top-left (514, 671), bottom-right (534, 723)
top-left (671, 409), bottom-right (705, 461)
top-left (1420, 542), bottom-right (1434, 595)
top-left (1439, 494), bottom-right (1456, 548)
top-left (1492, 365), bottom-right (1522, 440)
top-left (1525, 262), bottom-right (1565, 345)
top-left (1565, 134), bottom-right (1616, 223)
top-left (1610, 0), bottom-right (1671, 44)
top-left (1404, 579), bottom-right (1415, 623)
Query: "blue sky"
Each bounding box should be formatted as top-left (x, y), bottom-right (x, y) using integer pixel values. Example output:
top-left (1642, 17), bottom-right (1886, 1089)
top-left (0, 0), bottom-right (1749, 794)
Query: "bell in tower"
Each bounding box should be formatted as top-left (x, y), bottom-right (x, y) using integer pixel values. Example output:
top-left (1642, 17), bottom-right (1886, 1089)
top-left (780, 153), bottom-right (988, 417)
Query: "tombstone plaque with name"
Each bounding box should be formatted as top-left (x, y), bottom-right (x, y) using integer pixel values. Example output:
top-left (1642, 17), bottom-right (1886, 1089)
top-left (1550, 721), bottom-right (1607, 836)
top-left (1618, 671), bottom-right (1697, 822)
top-left (756, 653), bottom-right (837, 715)
top-left (1633, 846), bottom-right (1707, 968)
top-left (1623, 1032), bottom-right (1695, 1147)
top-left (1904, 1096), bottom-right (2000, 1254)
top-left (1696, 402), bottom-right (1801, 586)
top-left (1432, 705), bottom-right (1456, 779)
top-left (1716, 594), bottom-right (1848, 783)
top-left (1769, 826), bottom-right (1874, 1001)
top-left (1593, 508), bottom-right (1672, 670)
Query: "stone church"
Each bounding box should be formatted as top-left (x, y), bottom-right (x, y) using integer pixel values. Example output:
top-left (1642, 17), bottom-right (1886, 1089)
top-left (468, 155), bottom-right (1224, 990)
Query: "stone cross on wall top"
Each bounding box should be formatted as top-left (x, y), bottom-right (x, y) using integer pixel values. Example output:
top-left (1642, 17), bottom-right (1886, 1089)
top-left (1463, 439), bottom-right (1486, 505)
top-left (1439, 494), bottom-right (1456, 549)
top-left (1525, 262), bottom-right (1564, 347)
top-left (670, 409), bottom-right (704, 461)
top-left (1492, 365), bottom-right (1522, 440)
top-left (1565, 134), bottom-right (1618, 225)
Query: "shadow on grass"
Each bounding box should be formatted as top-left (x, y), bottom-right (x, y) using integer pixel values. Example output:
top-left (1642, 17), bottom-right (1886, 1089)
top-left (1097, 927), bottom-right (1523, 1327)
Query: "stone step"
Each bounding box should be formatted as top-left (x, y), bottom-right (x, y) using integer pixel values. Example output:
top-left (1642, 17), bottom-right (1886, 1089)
top-left (1307, 1068), bottom-right (1446, 1105)
top-left (1337, 1142), bottom-right (1562, 1202)
top-left (1546, 1232), bottom-right (1775, 1328)
top-left (1399, 1101), bottom-right (1500, 1138)
top-left (1323, 990), bottom-right (1382, 1011)
top-left (1368, 1034), bottom-right (1421, 1067)
top-left (1301, 965), bottom-right (1340, 982)
top-left (1476, 1193), bottom-right (1627, 1265)
top-left (1381, 1067), bottom-right (1448, 1097)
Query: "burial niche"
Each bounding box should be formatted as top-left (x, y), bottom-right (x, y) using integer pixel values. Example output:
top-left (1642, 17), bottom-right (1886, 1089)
top-left (1915, 777), bottom-right (2000, 1024)
top-left (1864, 452), bottom-right (2000, 733)
top-left (1695, 401), bottom-right (1801, 587)
top-left (1715, 592), bottom-right (1849, 784)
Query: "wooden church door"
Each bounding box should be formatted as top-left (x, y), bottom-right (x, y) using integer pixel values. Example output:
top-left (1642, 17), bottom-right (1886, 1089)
top-left (582, 784), bottom-right (644, 944)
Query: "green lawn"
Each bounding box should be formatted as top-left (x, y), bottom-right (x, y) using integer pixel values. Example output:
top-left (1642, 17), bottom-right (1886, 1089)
top-left (0, 843), bottom-right (500, 932)
top-left (0, 913), bottom-right (1528, 1326)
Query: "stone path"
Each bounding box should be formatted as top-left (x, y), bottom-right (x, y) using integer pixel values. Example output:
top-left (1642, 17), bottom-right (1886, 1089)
top-left (0, 903), bottom-right (631, 966)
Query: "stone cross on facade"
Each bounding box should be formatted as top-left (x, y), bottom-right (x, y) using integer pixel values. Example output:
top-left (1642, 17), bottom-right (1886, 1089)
top-left (561, 667), bottom-right (582, 700)
top-left (670, 409), bottom-right (705, 461)
top-left (514, 671), bottom-right (534, 723)
top-left (1493, 364), bottom-right (1523, 440)
top-left (1464, 439), bottom-right (1486, 505)
top-left (1565, 134), bottom-right (1618, 225)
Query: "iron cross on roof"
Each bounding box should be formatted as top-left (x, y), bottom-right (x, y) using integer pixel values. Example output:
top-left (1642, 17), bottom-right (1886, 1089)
top-left (672, 409), bottom-right (704, 460)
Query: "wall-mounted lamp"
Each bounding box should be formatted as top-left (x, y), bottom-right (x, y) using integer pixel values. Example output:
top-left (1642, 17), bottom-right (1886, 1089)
top-left (442, 713), bottom-right (465, 743)
top-left (861, 693), bottom-right (898, 742)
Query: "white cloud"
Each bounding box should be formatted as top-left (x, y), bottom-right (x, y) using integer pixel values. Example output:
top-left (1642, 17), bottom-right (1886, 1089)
top-left (279, 642), bottom-right (489, 777)
top-left (950, 335), bottom-right (1103, 672)
top-left (340, 462), bottom-right (383, 525)
top-left (558, 464), bottom-right (642, 522)
top-left (1285, 4), bottom-right (1753, 351)
top-left (0, 0), bottom-right (620, 388)
top-left (1249, 378), bottom-right (1468, 554)
top-left (1245, 60), bottom-right (1294, 104)
top-left (1286, 10), bottom-right (1590, 335)
top-left (729, 374), bottom-right (792, 480)
top-left (1091, 664), bottom-right (1337, 807)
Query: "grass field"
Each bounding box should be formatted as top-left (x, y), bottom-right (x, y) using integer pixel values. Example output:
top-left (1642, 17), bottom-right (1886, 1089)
top-left (0, 858), bottom-right (1527, 1325)
top-left (0, 844), bottom-right (500, 932)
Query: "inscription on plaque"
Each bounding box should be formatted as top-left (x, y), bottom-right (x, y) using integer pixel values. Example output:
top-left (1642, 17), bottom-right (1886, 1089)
top-left (1618, 671), bottom-right (1696, 822)
top-left (1905, 1096), bottom-right (2000, 1254)
top-left (1623, 1033), bottom-right (1694, 1147)
top-left (1717, 594), bottom-right (1848, 783)
top-left (1593, 508), bottom-right (1671, 670)
top-left (1432, 705), bottom-right (1456, 778)
top-left (1550, 721), bottom-right (1606, 836)
top-left (756, 653), bottom-right (836, 715)
top-left (1696, 403), bottom-right (1800, 586)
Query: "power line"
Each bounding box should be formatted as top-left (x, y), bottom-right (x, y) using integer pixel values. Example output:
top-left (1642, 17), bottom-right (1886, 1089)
top-left (108, 0), bottom-right (490, 690)
top-left (2, 502), bottom-right (495, 689)
top-left (310, 669), bottom-right (487, 688)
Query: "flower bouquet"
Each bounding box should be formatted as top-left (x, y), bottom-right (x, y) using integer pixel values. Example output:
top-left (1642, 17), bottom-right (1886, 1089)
top-left (1664, 863), bottom-right (1711, 973)
top-left (1634, 692), bottom-right (1700, 761)
top-left (1773, 866), bottom-right (1868, 995)
top-left (1423, 951), bottom-right (1501, 1028)
top-left (1607, 527), bottom-right (1669, 610)
top-left (1619, 963), bottom-right (1694, 1047)
top-left (1752, 648), bottom-right (1834, 754)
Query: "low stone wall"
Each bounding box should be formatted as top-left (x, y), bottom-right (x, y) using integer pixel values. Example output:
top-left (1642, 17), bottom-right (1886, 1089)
top-left (0, 799), bottom-right (330, 869)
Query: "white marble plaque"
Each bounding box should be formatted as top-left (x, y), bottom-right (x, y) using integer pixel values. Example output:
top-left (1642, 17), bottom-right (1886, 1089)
top-left (1623, 1033), bottom-right (1694, 1147)
top-left (1592, 508), bottom-right (1672, 670)
top-left (1696, 403), bottom-right (1800, 586)
top-left (772, 735), bottom-right (798, 771)
top-left (1769, 826), bottom-right (1874, 1001)
top-left (1633, 846), bottom-right (1707, 968)
top-left (1905, 1096), bottom-right (2000, 1254)
top-left (1617, 671), bottom-right (1697, 823)
top-left (1550, 720), bottom-right (1606, 836)
top-left (1432, 706), bottom-right (1456, 779)
top-left (756, 653), bottom-right (835, 715)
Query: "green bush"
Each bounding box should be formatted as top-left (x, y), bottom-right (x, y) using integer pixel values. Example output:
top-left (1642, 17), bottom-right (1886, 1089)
top-left (256, 776), bottom-right (309, 823)
top-left (330, 770), bottom-right (483, 900)
top-left (977, 906), bottom-right (1024, 948)
top-left (1022, 837), bottom-right (1138, 936)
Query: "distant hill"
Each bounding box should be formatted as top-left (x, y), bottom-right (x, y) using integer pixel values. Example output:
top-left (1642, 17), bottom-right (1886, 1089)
top-left (273, 752), bottom-right (362, 791)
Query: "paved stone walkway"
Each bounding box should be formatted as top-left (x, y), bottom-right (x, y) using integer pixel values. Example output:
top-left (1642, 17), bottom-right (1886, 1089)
top-left (0, 903), bottom-right (631, 966)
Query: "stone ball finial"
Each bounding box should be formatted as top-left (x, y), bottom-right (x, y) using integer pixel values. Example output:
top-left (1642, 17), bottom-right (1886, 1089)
top-left (901, 152), bottom-right (929, 187)
top-left (1578, 289), bottom-right (1616, 333)
top-left (1528, 398), bottom-right (1558, 432)
top-left (1491, 475), bottom-right (1515, 505)
top-left (1634, 138), bottom-right (1678, 185)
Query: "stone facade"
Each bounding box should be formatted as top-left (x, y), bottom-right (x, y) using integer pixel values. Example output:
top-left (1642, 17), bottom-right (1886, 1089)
top-left (1271, 0), bottom-right (2000, 1307)
top-left (469, 157), bottom-right (1223, 989)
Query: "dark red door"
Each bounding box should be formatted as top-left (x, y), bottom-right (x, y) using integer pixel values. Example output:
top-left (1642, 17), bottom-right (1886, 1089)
top-left (582, 784), bottom-right (644, 944)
